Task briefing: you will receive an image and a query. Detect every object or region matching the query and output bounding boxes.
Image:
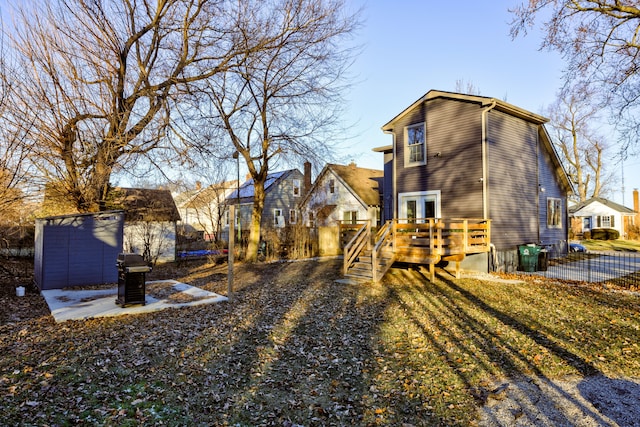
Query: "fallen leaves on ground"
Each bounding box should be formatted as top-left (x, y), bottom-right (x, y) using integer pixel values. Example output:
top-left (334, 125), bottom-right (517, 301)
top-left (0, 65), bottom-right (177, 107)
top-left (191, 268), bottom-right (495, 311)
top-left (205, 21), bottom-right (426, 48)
top-left (1, 257), bottom-right (639, 426)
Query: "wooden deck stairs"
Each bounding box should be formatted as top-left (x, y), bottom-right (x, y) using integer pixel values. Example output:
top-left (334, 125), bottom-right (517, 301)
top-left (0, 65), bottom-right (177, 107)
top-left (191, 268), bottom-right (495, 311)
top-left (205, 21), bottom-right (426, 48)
top-left (343, 218), bottom-right (491, 283)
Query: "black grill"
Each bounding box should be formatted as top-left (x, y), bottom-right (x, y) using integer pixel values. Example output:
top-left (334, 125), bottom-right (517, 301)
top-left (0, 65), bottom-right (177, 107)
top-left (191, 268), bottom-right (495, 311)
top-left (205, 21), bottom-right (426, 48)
top-left (116, 253), bottom-right (152, 307)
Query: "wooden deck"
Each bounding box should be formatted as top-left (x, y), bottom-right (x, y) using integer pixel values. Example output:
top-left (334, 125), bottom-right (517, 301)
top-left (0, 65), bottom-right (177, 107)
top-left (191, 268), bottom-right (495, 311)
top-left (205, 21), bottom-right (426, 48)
top-left (343, 218), bottom-right (491, 282)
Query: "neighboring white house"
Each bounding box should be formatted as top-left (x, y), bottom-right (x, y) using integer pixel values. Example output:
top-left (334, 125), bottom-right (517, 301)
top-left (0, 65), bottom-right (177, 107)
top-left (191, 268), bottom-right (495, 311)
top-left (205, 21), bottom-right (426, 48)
top-left (569, 197), bottom-right (636, 239)
top-left (174, 180), bottom-right (238, 241)
top-left (112, 187), bottom-right (181, 263)
top-left (298, 162), bottom-right (383, 227)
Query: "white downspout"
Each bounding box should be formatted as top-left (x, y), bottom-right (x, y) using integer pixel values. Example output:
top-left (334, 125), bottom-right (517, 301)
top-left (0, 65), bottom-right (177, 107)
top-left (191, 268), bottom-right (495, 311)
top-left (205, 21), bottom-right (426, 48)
top-left (481, 100), bottom-right (497, 219)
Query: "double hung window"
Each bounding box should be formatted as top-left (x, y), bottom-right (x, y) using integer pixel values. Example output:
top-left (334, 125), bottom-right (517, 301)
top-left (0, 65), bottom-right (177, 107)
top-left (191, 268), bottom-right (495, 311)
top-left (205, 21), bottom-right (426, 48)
top-left (405, 123), bottom-right (426, 166)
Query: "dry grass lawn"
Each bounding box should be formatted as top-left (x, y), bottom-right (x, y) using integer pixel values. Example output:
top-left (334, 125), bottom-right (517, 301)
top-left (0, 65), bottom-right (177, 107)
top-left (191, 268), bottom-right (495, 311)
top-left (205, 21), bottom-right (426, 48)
top-left (1, 257), bottom-right (639, 425)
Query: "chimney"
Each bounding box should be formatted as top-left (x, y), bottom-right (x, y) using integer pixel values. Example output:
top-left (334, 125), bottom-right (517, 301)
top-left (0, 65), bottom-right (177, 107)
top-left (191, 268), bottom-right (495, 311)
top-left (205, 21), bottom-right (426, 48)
top-left (304, 161), bottom-right (312, 193)
top-left (634, 188), bottom-right (639, 226)
top-left (195, 181), bottom-right (202, 190)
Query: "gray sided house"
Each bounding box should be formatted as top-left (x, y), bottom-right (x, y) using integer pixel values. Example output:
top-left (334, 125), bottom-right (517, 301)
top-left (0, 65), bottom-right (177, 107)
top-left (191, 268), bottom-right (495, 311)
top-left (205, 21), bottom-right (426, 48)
top-left (34, 211), bottom-right (124, 290)
top-left (378, 90), bottom-right (572, 272)
top-left (299, 162), bottom-right (383, 227)
top-left (224, 168), bottom-right (306, 241)
top-left (111, 188), bottom-right (181, 263)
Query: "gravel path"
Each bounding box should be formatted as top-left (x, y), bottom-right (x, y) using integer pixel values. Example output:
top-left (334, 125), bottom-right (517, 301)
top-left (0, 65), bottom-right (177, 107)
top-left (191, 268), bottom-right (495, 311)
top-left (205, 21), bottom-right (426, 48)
top-left (479, 374), bottom-right (640, 426)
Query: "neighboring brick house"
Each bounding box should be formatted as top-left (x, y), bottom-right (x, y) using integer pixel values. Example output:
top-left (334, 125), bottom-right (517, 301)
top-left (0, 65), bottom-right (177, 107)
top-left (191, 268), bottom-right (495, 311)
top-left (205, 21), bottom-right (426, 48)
top-left (298, 162), bottom-right (383, 227)
top-left (376, 90), bottom-right (573, 272)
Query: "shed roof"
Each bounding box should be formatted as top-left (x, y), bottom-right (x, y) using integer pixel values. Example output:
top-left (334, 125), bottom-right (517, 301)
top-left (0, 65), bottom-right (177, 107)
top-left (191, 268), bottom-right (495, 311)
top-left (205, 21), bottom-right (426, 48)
top-left (111, 188), bottom-right (181, 222)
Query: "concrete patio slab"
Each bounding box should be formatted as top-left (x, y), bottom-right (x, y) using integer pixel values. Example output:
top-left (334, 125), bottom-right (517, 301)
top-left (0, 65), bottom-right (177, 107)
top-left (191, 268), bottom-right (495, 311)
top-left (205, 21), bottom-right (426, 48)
top-left (42, 280), bottom-right (227, 323)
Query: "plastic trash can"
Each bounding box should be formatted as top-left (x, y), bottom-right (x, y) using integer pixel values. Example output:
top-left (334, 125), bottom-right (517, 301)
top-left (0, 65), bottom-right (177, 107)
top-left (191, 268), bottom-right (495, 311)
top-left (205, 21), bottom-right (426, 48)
top-left (537, 249), bottom-right (548, 271)
top-left (518, 245), bottom-right (540, 272)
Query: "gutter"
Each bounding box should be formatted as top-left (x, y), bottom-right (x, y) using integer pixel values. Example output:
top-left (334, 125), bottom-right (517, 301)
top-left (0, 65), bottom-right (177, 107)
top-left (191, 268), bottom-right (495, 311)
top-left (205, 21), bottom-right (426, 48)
top-left (481, 100), bottom-right (497, 219)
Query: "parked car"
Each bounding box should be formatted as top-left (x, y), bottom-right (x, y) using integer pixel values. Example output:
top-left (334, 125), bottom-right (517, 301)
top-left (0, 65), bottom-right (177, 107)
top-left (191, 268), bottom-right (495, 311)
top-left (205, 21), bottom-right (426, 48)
top-left (569, 242), bottom-right (587, 252)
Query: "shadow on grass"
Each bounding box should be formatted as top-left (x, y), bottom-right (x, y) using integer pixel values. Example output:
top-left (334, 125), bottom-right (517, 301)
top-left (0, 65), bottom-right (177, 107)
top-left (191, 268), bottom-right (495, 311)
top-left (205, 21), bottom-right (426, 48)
top-left (403, 267), bottom-right (637, 427)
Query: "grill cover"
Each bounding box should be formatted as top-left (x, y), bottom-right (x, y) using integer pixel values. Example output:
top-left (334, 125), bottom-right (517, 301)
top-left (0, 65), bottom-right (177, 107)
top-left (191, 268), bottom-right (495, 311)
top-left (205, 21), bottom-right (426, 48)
top-left (116, 253), bottom-right (151, 307)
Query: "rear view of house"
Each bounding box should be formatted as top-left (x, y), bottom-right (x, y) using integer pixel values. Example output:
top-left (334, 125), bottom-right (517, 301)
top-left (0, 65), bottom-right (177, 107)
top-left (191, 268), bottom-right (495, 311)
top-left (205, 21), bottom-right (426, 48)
top-left (377, 90), bottom-right (572, 272)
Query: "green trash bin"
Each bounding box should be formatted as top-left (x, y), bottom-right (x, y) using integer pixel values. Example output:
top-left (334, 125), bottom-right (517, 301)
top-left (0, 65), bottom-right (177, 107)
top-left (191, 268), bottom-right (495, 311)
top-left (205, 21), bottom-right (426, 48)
top-left (518, 245), bottom-right (540, 272)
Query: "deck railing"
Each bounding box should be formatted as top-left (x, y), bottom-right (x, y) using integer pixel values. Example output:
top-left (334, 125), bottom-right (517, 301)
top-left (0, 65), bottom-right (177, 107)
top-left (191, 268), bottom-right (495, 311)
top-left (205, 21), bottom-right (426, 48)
top-left (342, 218), bottom-right (491, 281)
top-left (392, 218), bottom-right (491, 256)
top-left (342, 220), bottom-right (371, 275)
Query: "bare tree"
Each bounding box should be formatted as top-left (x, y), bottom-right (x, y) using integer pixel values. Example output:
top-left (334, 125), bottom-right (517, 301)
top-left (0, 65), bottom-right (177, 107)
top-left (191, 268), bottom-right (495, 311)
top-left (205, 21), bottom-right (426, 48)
top-left (546, 83), bottom-right (613, 202)
top-left (0, 26), bottom-right (33, 236)
top-left (200, 0), bottom-right (360, 261)
top-left (4, 0), bottom-right (255, 213)
top-left (454, 79), bottom-right (481, 96)
top-left (510, 1), bottom-right (640, 152)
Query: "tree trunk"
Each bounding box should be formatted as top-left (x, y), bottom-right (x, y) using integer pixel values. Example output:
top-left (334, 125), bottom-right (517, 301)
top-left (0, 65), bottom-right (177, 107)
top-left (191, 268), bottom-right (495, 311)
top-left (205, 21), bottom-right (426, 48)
top-left (246, 177), bottom-right (266, 262)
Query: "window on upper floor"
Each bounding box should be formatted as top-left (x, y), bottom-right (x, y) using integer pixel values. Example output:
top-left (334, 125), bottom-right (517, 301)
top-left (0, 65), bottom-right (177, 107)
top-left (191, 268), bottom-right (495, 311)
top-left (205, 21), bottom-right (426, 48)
top-left (293, 179), bottom-right (301, 197)
top-left (405, 122), bottom-right (426, 166)
top-left (547, 198), bottom-right (562, 228)
top-left (329, 179), bottom-right (335, 194)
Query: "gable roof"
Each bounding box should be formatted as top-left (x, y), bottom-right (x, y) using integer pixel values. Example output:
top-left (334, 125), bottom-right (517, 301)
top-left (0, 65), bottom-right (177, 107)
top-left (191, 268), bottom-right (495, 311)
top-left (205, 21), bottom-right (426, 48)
top-left (300, 163), bottom-right (383, 208)
top-left (176, 181), bottom-right (238, 209)
top-left (227, 169), bottom-right (298, 200)
top-left (111, 187), bottom-right (181, 222)
top-left (569, 197), bottom-right (636, 215)
top-left (328, 163), bottom-right (383, 206)
top-left (382, 89), bottom-right (548, 132)
top-left (380, 89), bottom-right (573, 195)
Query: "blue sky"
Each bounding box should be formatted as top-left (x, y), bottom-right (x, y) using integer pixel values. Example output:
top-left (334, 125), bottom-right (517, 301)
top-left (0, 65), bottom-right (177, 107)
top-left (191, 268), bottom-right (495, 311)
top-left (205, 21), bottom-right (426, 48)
top-left (342, 0), bottom-right (640, 207)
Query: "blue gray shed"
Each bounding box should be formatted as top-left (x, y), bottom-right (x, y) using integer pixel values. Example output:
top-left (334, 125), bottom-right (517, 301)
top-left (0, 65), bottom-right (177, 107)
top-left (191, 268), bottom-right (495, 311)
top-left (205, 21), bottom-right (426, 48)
top-left (34, 211), bottom-right (124, 290)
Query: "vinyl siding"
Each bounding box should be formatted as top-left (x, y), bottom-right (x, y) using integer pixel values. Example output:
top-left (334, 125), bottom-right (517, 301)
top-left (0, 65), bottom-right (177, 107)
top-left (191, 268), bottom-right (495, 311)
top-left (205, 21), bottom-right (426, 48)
top-left (486, 110), bottom-right (539, 250)
top-left (263, 170), bottom-right (304, 229)
top-left (538, 131), bottom-right (568, 250)
top-left (34, 212), bottom-right (124, 290)
top-left (394, 98), bottom-right (484, 218)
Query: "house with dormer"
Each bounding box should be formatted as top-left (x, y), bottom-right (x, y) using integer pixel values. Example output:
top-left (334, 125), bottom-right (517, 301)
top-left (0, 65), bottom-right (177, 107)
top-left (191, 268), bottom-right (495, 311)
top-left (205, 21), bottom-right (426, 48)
top-left (298, 162), bottom-right (383, 228)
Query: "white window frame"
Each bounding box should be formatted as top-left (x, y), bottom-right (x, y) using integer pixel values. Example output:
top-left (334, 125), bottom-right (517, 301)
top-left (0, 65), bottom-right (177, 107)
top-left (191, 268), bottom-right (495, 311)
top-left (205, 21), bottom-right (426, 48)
top-left (293, 179), bottom-right (301, 197)
top-left (343, 210), bottom-right (358, 225)
top-left (398, 190), bottom-right (441, 223)
top-left (599, 215), bottom-right (612, 228)
top-left (547, 197), bottom-right (562, 229)
top-left (274, 208), bottom-right (285, 227)
top-left (404, 122), bottom-right (426, 167)
top-left (289, 209), bottom-right (297, 224)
